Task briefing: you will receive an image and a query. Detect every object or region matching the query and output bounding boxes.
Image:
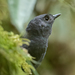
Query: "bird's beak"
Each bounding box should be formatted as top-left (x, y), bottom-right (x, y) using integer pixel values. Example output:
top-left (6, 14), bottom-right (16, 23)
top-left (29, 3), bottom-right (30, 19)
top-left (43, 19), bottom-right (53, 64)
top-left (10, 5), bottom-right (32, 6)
top-left (53, 13), bottom-right (61, 19)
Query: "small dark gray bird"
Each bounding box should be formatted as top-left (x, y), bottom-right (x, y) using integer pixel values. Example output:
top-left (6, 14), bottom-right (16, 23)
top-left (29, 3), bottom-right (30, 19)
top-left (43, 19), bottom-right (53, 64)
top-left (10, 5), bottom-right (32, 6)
top-left (22, 13), bottom-right (61, 68)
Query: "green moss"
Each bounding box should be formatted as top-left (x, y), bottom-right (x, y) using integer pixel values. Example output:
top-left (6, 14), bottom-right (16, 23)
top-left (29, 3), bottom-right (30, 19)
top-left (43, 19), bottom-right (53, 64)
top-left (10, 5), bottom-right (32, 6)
top-left (0, 25), bottom-right (35, 75)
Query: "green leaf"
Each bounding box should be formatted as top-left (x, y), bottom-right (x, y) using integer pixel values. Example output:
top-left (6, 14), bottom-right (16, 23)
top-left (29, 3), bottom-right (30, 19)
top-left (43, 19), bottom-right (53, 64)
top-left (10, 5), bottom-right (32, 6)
top-left (7, 0), bottom-right (36, 32)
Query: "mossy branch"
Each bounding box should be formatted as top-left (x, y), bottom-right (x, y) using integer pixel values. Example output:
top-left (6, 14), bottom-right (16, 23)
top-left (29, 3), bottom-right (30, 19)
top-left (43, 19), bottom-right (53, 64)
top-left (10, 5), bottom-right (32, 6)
top-left (0, 25), bottom-right (35, 75)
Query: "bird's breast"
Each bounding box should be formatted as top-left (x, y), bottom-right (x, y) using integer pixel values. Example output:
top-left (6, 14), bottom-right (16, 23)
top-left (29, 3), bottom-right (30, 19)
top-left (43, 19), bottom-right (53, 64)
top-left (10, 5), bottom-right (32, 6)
top-left (28, 37), bottom-right (48, 62)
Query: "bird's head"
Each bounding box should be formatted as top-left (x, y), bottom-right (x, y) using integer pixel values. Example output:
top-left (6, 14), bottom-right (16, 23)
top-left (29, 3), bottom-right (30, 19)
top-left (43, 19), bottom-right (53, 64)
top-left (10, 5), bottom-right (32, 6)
top-left (26, 13), bottom-right (61, 38)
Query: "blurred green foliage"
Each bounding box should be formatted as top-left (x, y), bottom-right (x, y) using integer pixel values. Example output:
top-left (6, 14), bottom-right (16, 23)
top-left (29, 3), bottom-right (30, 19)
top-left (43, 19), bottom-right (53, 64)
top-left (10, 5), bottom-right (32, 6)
top-left (0, 0), bottom-right (75, 75)
top-left (35, 0), bottom-right (75, 75)
top-left (0, 0), bottom-right (37, 75)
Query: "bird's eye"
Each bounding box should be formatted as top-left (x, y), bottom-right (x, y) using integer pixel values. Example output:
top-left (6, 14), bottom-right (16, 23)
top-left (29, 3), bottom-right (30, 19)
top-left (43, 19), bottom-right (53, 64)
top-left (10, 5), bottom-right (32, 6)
top-left (44, 15), bottom-right (49, 21)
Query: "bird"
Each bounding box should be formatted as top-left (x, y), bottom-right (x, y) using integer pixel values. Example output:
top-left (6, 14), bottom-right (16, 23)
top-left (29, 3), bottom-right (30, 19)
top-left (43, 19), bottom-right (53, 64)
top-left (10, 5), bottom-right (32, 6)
top-left (22, 13), bottom-right (61, 69)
